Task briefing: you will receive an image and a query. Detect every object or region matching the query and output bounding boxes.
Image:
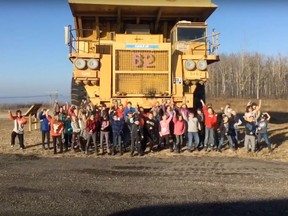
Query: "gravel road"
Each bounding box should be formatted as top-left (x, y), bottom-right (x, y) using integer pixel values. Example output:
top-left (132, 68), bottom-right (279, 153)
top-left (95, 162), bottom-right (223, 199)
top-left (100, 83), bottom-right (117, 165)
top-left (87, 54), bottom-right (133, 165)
top-left (0, 154), bottom-right (287, 216)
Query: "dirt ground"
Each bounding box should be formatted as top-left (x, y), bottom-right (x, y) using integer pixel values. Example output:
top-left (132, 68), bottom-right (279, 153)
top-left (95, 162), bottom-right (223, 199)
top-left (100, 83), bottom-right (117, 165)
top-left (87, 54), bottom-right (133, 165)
top-left (0, 154), bottom-right (287, 215)
top-left (0, 98), bottom-right (288, 215)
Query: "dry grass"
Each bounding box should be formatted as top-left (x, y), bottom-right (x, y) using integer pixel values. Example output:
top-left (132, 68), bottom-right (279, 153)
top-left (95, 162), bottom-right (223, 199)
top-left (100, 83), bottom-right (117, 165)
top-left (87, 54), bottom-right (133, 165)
top-left (0, 98), bottom-right (288, 162)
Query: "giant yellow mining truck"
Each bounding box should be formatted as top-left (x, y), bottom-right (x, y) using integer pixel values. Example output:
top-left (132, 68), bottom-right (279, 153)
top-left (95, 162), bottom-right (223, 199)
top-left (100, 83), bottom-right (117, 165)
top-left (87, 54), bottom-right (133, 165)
top-left (66, 0), bottom-right (219, 108)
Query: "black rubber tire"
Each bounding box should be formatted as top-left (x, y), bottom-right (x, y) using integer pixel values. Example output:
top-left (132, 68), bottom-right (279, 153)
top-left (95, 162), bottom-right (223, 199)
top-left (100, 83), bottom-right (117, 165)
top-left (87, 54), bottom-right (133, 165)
top-left (71, 79), bottom-right (86, 107)
top-left (193, 83), bottom-right (206, 110)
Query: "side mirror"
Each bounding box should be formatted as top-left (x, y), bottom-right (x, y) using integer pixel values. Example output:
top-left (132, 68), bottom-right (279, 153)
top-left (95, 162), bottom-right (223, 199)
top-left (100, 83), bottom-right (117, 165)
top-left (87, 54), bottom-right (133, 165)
top-left (64, 26), bottom-right (70, 44)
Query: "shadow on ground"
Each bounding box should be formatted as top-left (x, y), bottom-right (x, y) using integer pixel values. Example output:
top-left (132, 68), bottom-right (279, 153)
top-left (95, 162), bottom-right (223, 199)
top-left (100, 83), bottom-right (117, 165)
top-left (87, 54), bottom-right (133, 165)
top-left (109, 199), bottom-right (288, 216)
top-left (267, 112), bottom-right (288, 124)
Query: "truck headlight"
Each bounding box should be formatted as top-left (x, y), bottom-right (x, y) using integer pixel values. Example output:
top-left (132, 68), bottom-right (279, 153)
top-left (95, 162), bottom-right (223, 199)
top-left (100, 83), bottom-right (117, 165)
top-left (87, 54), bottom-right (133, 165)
top-left (185, 59), bottom-right (195, 71)
top-left (74, 58), bottom-right (86, 70)
top-left (197, 60), bottom-right (207, 71)
top-left (87, 59), bottom-right (99, 70)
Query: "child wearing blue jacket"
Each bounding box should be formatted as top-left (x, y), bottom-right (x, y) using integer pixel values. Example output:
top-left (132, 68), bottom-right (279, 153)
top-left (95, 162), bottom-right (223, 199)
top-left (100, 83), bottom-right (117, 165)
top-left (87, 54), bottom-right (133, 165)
top-left (38, 109), bottom-right (50, 150)
top-left (110, 112), bottom-right (124, 155)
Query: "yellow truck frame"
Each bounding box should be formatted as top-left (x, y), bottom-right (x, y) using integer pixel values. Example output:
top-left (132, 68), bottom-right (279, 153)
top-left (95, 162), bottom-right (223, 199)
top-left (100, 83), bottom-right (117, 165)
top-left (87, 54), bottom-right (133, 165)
top-left (66, 0), bottom-right (220, 108)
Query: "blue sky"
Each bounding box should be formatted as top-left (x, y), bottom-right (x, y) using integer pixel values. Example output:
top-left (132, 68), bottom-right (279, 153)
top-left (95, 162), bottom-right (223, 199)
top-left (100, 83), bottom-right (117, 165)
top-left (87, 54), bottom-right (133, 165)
top-left (0, 0), bottom-right (287, 103)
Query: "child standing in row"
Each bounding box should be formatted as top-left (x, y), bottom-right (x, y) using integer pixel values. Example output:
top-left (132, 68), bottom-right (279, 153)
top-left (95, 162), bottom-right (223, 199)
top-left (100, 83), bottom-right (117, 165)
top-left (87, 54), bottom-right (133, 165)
top-left (218, 115), bottom-right (237, 152)
top-left (182, 112), bottom-right (200, 152)
top-left (45, 110), bottom-right (64, 154)
top-left (173, 113), bottom-right (186, 153)
top-left (100, 115), bottom-right (110, 154)
top-left (9, 110), bottom-right (27, 149)
top-left (200, 100), bottom-right (218, 151)
top-left (38, 109), bottom-right (50, 150)
top-left (257, 112), bottom-right (272, 152)
top-left (158, 113), bottom-right (173, 151)
top-left (244, 114), bottom-right (257, 153)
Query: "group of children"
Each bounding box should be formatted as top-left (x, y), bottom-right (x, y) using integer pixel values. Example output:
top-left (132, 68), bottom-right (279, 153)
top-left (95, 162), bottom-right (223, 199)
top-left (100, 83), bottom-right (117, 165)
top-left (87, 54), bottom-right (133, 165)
top-left (8, 98), bottom-right (272, 155)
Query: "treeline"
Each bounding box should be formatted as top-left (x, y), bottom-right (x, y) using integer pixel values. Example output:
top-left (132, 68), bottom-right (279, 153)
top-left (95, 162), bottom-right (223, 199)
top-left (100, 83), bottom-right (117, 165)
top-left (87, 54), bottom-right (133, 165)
top-left (206, 53), bottom-right (288, 99)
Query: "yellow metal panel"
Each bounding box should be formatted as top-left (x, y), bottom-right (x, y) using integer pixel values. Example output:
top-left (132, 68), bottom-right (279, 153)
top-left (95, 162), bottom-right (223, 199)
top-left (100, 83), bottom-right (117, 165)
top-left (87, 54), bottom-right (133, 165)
top-left (74, 70), bottom-right (97, 78)
top-left (99, 54), bottom-right (112, 101)
top-left (69, 0), bottom-right (216, 7)
top-left (78, 41), bottom-right (89, 53)
top-left (115, 73), bottom-right (169, 95)
top-left (184, 70), bottom-right (208, 80)
top-left (115, 50), bottom-right (169, 72)
top-left (85, 84), bottom-right (100, 104)
top-left (115, 34), bottom-right (163, 43)
top-left (69, 1), bottom-right (217, 22)
top-left (172, 54), bottom-right (183, 97)
top-left (112, 42), bottom-right (171, 96)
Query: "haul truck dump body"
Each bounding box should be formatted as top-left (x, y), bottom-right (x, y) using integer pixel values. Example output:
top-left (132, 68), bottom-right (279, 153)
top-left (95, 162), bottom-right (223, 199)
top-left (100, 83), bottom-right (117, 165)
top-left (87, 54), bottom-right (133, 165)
top-left (66, 0), bottom-right (219, 108)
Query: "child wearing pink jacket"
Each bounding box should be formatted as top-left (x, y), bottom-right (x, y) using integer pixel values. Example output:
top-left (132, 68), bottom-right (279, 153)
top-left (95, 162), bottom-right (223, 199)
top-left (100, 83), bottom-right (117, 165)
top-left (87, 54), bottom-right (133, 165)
top-left (173, 114), bottom-right (186, 153)
top-left (158, 111), bottom-right (173, 151)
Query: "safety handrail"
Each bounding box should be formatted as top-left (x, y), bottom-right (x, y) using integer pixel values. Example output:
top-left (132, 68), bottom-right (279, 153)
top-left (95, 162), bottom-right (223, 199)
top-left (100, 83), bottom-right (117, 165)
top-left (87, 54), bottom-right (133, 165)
top-left (68, 27), bottom-right (100, 54)
top-left (178, 30), bottom-right (220, 55)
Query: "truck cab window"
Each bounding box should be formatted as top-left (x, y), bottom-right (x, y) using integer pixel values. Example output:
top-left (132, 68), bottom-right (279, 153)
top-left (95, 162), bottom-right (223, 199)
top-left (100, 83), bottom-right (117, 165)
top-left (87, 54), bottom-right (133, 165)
top-left (177, 27), bottom-right (206, 42)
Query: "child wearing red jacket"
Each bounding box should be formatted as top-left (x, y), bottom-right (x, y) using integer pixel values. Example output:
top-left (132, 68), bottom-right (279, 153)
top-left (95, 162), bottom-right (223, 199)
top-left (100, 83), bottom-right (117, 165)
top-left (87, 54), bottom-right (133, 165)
top-left (85, 114), bottom-right (98, 155)
top-left (200, 100), bottom-right (218, 151)
top-left (45, 110), bottom-right (64, 154)
top-left (9, 110), bottom-right (27, 149)
top-left (173, 113), bottom-right (186, 153)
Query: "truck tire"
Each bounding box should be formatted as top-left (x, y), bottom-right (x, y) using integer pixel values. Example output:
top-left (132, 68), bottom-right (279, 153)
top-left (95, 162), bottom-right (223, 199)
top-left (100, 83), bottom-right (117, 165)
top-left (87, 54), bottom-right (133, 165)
top-left (71, 79), bottom-right (86, 107)
top-left (193, 83), bottom-right (205, 109)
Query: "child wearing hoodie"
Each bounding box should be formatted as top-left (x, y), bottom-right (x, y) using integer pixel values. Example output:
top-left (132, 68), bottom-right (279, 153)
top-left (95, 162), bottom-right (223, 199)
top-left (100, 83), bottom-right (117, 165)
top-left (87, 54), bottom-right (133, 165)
top-left (45, 110), bottom-right (64, 154)
top-left (9, 110), bottom-right (27, 149)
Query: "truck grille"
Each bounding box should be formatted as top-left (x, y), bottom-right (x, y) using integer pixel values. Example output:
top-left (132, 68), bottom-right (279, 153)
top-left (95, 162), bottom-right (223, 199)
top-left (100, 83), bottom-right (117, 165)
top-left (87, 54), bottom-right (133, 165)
top-left (115, 50), bottom-right (168, 71)
top-left (115, 73), bottom-right (169, 95)
top-left (114, 49), bottom-right (170, 95)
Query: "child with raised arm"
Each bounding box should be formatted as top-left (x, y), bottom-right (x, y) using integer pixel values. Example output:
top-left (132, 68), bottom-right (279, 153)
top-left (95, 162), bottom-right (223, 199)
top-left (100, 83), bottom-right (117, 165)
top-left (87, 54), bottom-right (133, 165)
top-left (38, 109), bottom-right (51, 150)
top-left (200, 99), bottom-right (218, 151)
top-left (8, 110), bottom-right (27, 149)
top-left (71, 115), bottom-right (82, 151)
top-left (257, 112), bottom-right (272, 152)
top-left (158, 111), bottom-right (174, 151)
top-left (244, 114), bottom-right (257, 153)
top-left (45, 110), bottom-right (64, 154)
top-left (217, 115), bottom-right (237, 152)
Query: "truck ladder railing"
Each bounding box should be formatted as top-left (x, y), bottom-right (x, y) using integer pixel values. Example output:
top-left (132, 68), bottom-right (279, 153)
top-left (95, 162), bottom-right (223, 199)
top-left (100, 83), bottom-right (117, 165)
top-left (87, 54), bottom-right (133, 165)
top-left (178, 30), bottom-right (220, 56)
top-left (68, 27), bottom-right (100, 54)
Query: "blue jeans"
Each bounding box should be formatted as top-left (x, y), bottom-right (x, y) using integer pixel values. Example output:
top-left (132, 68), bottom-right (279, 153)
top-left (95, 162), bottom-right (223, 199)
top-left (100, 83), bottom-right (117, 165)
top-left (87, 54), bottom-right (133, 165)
top-left (187, 132), bottom-right (199, 150)
top-left (218, 135), bottom-right (236, 150)
top-left (204, 127), bottom-right (215, 148)
top-left (113, 134), bottom-right (122, 148)
top-left (257, 133), bottom-right (271, 148)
